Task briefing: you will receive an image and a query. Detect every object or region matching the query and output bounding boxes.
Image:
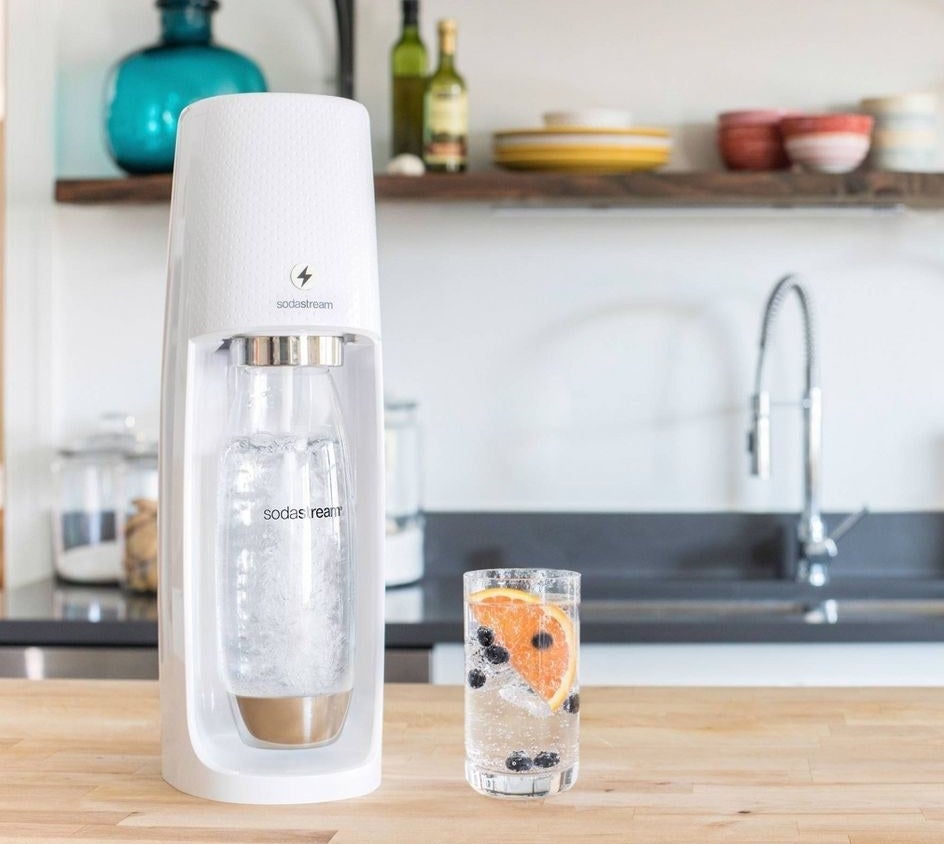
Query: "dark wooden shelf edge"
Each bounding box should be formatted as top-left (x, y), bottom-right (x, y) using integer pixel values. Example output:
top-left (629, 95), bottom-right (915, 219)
top-left (55, 170), bottom-right (944, 208)
top-left (374, 171), bottom-right (944, 208)
top-left (56, 174), bottom-right (174, 204)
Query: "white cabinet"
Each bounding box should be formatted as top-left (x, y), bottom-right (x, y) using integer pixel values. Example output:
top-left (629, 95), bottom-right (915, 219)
top-left (432, 642), bottom-right (944, 686)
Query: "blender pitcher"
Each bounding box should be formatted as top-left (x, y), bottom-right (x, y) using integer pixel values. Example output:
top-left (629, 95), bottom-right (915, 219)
top-left (216, 335), bottom-right (355, 747)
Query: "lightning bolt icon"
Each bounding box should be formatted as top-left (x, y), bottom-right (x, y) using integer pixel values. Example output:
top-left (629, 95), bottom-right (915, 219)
top-left (296, 266), bottom-right (313, 287)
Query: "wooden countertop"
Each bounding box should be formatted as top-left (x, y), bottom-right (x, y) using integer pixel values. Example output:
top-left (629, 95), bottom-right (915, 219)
top-left (1, 681), bottom-right (943, 843)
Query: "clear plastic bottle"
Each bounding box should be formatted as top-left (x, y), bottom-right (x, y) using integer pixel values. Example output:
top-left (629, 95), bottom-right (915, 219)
top-left (216, 336), bottom-right (355, 747)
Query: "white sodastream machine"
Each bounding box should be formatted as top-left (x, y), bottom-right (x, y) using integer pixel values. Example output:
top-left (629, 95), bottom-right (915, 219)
top-left (159, 94), bottom-right (384, 804)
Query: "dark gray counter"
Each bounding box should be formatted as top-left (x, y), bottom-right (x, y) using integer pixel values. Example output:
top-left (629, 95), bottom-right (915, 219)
top-left (4, 512), bottom-right (944, 651)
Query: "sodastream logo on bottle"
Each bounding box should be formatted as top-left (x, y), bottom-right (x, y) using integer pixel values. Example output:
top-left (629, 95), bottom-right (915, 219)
top-left (262, 505), bottom-right (343, 520)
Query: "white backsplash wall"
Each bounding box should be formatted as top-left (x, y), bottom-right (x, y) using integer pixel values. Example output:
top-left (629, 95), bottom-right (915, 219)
top-left (377, 206), bottom-right (944, 511)
top-left (5, 0), bottom-right (944, 583)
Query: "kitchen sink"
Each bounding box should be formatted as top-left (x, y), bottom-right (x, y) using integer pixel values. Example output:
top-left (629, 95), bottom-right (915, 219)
top-left (581, 597), bottom-right (944, 625)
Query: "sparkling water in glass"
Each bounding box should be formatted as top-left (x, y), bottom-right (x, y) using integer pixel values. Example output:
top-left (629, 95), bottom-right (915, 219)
top-left (464, 568), bottom-right (580, 798)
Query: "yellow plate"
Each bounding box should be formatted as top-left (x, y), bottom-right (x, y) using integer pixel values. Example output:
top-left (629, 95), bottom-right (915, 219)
top-left (494, 156), bottom-right (668, 167)
top-left (495, 160), bottom-right (667, 173)
top-left (495, 137), bottom-right (671, 153)
top-left (494, 126), bottom-right (670, 139)
top-left (495, 144), bottom-right (670, 158)
top-left (494, 149), bottom-right (669, 168)
top-left (494, 155), bottom-right (669, 173)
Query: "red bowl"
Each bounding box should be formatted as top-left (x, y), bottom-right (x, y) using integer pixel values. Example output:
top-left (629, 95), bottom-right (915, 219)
top-left (718, 122), bottom-right (789, 170)
top-left (719, 125), bottom-right (782, 142)
top-left (718, 137), bottom-right (789, 170)
top-left (719, 109), bottom-right (790, 128)
top-left (780, 113), bottom-right (874, 138)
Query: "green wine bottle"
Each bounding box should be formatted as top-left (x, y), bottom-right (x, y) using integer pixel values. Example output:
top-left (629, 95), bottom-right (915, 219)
top-left (423, 19), bottom-right (467, 173)
top-left (391, 0), bottom-right (428, 158)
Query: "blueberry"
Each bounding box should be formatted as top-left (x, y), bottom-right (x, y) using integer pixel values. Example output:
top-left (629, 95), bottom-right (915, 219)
top-left (467, 668), bottom-right (486, 689)
top-left (563, 692), bottom-right (580, 714)
top-left (505, 751), bottom-right (533, 772)
top-left (533, 751), bottom-right (560, 768)
top-left (476, 627), bottom-right (494, 647)
top-left (531, 631), bottom-right (554, 650)
top-left (484, 644), bottom-right (509, 665)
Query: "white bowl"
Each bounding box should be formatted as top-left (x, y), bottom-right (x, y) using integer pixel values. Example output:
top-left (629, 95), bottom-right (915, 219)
top-left (542, 108), bottom-right (633, 129)
top-left (861, 93), bottom-right (939, 117)
top-left (784, 132), bottom-right (871, 173)
top-left (872, 147), bottom-right (936, 172)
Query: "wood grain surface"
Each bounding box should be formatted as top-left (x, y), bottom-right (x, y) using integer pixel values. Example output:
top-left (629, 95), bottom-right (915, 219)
top-left (1, 680), bottom-right (943, 843)
top-left (54, 170), bottom-right (944, 208)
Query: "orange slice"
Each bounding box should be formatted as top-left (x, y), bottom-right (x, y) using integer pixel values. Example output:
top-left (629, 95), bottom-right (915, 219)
top-left (469, 586), bottom-right (577, 712)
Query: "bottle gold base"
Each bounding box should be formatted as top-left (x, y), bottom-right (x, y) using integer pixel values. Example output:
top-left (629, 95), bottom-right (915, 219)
top-left (234, 691), bottom-right (352, 748)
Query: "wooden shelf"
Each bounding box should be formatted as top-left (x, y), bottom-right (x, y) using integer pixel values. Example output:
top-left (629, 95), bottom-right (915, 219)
top-left (57, 174), bottom-right (173, 204)
top-left (54, 170), bottom-right (944, 209)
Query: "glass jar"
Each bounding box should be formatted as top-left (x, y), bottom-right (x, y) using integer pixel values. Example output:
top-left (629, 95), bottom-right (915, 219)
top-left (104, 0), bottom-right (267, 175)
top-left (122, 448), bottom-right (159, 593)
top-left (52, 414), bottom-right (138, 584)
top-left (384, 398), bottom-right (424, 586)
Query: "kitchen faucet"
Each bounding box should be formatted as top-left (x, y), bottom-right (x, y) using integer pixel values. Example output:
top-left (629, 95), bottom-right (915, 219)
top-left (747, 274), bottom-right (866, 587)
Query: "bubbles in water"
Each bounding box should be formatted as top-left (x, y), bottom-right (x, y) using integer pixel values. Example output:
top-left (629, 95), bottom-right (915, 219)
top-left (217, 434), bottom-right (354, 698)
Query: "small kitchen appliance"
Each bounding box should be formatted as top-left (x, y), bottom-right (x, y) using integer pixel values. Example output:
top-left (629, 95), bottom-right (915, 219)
top-left (159, 93), bottom-right (384, 803)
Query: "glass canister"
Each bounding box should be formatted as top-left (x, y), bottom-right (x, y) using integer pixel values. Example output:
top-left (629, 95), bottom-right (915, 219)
top-left (384, 398), bottom-right (425, 586)
top-left (104, 0), bottom-right (267, 174)
top-left (52, 414), bottom-right (138, 583)
top-left (122, 444), bottom-right (159, 593)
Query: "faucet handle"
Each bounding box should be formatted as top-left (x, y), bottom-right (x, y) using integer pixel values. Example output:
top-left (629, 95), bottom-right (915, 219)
top-left (828, 506), bottom-right (869, 544)
top-left (804, 507), bottom-right (869, 561)
top-left (748, 391), bottom-right (771, 479)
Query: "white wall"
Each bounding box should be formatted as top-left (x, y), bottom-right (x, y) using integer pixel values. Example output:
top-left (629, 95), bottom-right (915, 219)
top-left (5, 0), bottom-right (60, 587)
top-left (6, 0), bottom-right (944, 584)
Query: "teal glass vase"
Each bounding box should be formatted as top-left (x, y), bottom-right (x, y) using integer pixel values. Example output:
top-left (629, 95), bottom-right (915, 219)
top-left (105, 0), bottom-right (267, 174)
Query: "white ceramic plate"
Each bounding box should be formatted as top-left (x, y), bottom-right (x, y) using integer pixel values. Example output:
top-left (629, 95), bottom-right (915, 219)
top-left (543, 108), bottom-right (633, 128)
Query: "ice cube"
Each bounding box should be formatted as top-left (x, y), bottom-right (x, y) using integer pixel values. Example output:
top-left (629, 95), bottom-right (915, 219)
top-left (499, 681), bottom-right (553, 718)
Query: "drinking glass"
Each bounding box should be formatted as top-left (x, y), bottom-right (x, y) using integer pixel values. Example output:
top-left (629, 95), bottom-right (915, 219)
top-left (463, 568), bottom-right (580, 798)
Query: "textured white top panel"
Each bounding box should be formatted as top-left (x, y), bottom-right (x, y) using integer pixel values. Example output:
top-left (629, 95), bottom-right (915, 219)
top-left (167, 94), bottom-right (380, 339)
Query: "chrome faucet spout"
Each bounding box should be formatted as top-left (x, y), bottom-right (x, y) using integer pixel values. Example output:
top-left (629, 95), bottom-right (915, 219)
top-left (748, 274), bottom-right (848, 586)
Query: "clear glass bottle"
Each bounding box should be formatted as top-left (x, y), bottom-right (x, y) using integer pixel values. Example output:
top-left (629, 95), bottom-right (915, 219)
top-left (391, 0), bottom-right (428, 158)
top-left (216, 336), bottom-right (355, 748)
top-left (423, 18), bottom-right (468, 172)
top-left (104, 0), bottom-right (267, 175)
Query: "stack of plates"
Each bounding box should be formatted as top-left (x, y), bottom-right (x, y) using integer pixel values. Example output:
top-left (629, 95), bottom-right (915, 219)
top-left (493, 127), bottom-right (671, 172)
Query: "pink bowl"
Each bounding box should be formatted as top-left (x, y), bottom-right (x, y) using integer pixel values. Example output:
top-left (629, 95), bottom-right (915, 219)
top-left (780, 113), bottom-right (874, 138)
